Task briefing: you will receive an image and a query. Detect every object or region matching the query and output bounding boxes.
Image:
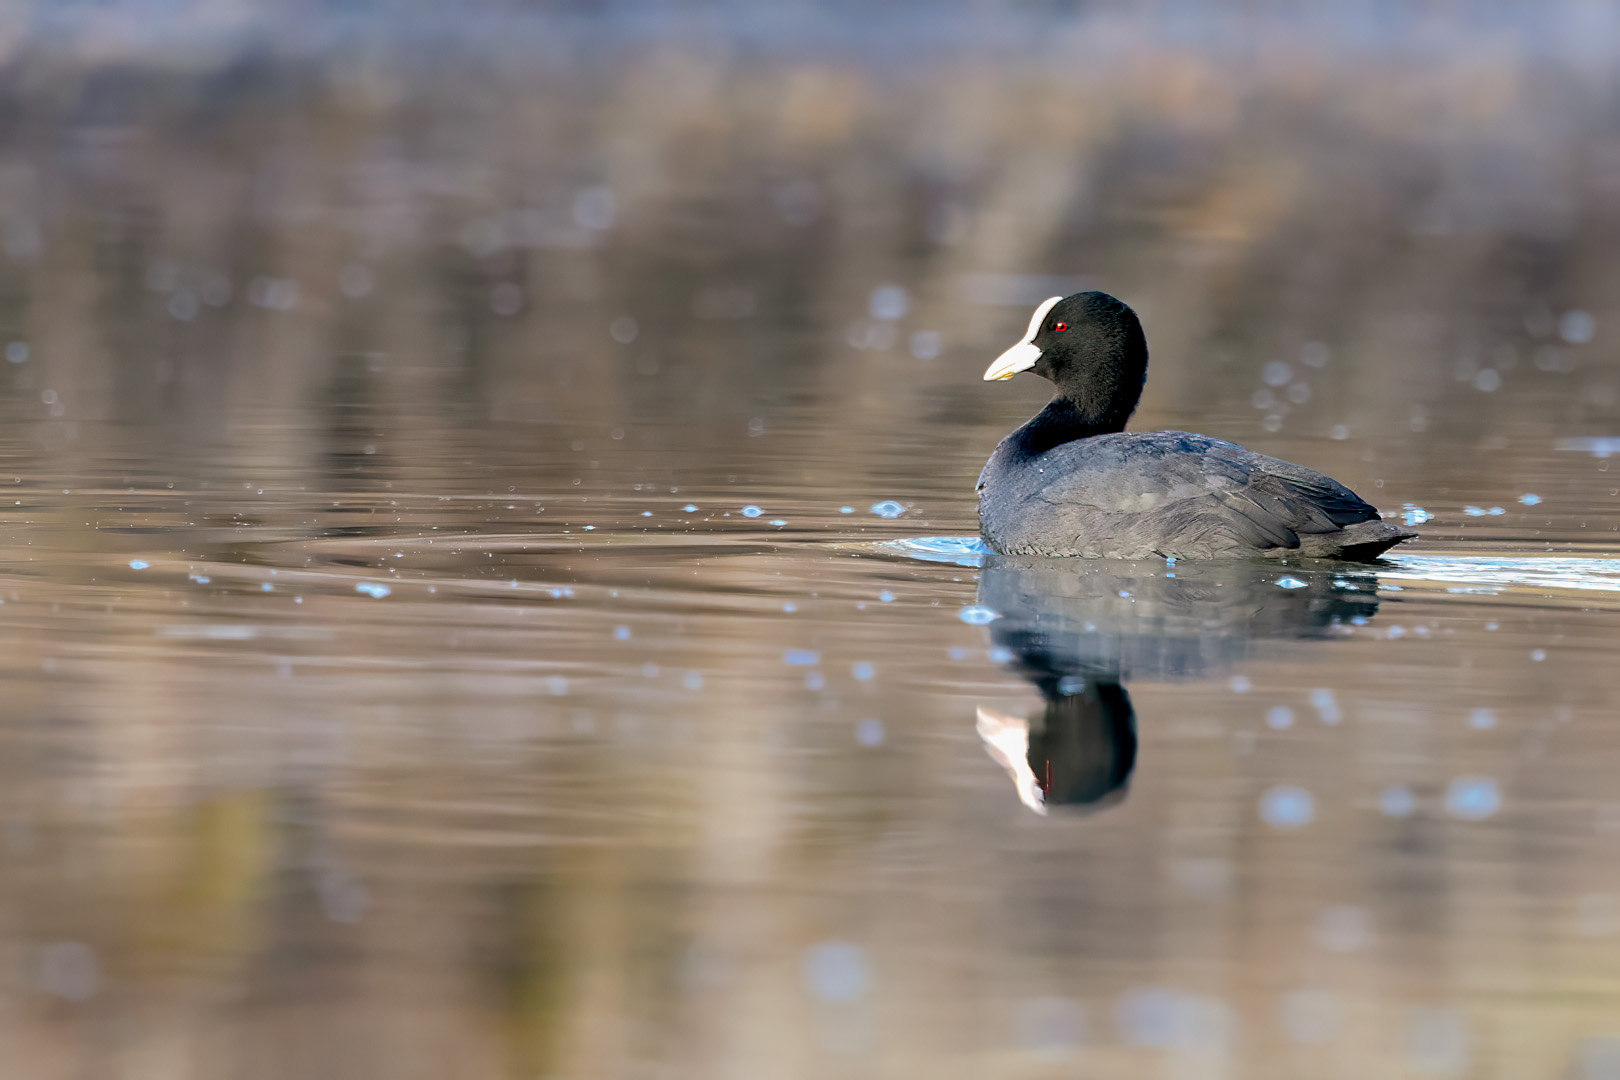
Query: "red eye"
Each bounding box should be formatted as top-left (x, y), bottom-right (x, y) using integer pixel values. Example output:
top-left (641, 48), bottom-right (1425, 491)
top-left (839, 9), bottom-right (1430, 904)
top-left (1053, 322), bottom-right (1068, 333)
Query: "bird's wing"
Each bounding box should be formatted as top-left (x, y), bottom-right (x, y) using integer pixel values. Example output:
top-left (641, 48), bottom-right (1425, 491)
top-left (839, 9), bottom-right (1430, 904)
top-left (1029, 432), bottom-right (1379, 547)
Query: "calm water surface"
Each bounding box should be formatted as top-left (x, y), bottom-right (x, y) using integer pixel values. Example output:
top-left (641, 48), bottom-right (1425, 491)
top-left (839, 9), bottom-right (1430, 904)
top-left (5, 7), bottom-right (1620, 1078)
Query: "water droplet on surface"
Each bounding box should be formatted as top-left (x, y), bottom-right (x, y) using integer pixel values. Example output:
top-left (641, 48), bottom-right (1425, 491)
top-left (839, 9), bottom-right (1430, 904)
top-left (740, 505), bottom-right (763, 518)
top-left (1260, 785), bottom-right (1315, 828)
top-left (355, 582), bottom-right (390, 598)
top-left (870, 500), bottom-right (906, 519)
top-left (804, 942), bottom-right (869, 1001)
top-left (851, 662), bottom-right (875, 681)
top-left (1520, 493), bottom-right (1542, 505)
top-left (1276, 576), bottom-right (1307, 589)
top-left (783, 649), bottom-right (820, 667)
top-left (958, 605), bottom-right (998, 625)
top-left (128, 559), bottom-right (149, 570)
top-left (1229, 675), bottom-right (1251, 693)
top-left (1446, 775), bottom-right (1501, 820)
top-left (1266, 706), bottom-right (1295, 730)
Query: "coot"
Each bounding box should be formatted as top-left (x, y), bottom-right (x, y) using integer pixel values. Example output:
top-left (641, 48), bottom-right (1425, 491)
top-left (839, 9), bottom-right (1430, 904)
top-left (978, 291), bottom-right (1416, 560)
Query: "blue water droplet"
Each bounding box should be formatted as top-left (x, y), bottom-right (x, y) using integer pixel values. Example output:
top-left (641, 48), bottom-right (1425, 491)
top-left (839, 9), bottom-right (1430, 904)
top-left (128, 559), bottom-right (150, 570)
top-left (1277, 576), bottom-right (1308, 589)
top-left (879, 590), bottom-right (894, 602)
top-left (1260, 785), bottom-right (1315, 828)
top-left (355, 582), bottom-right (391, 598)
top-left (870, 500), bottom-right (906, 519)
top-left (1230, 675), bottom-right (1251, 693)
top-left (1519, 493), bottom-right (1542, 506)
top-left (683, 671), bottom-right (704, 691)
top-left (683, 504), bottom-right (698, 512)
top-left (839, 506), bottom-right (855, 514)
top-left (614, 625), bottom-right (630, 641)
top-left (1401, 504), bottom-right (1434, 526)
top-left (958, 605), bottom-right (998, 625)
top-left (804, 942), bottom-right (869, 1001)
top-left (1463, 506), bottom-right (1486, 517)
top-left (740, 505), bottom-right (763, 518)
top-left (1267, 706), bottom-right (1295, 729)
top-left (987, 645), bottom-right (1013, 664)
top-left (769, 519), bottom-right (787, 527)
top-left (1469, 708), bottom-right (1496, 730)
top-left (1446, 776), bottom-right (1500, 820)
top-left (783, 649), bottom-right (820, 667)
top-left (851, 662), bottom-right (875, 681)
top-left (1057, 675), bottom-right (1087, 695)
top-left (782, 602), bottom-right (797, 613)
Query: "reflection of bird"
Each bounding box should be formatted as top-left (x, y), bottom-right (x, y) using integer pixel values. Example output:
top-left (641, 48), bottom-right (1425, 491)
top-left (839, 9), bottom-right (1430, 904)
top-left (975, 556), bottom-right (1380, 814)
top-left (978, 291), bottom-right (1417, 560)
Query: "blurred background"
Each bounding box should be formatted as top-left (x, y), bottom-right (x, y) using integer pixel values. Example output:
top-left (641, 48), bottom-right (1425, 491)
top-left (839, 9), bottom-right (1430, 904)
top-left (1, 2), bottom-right (1620, 1078)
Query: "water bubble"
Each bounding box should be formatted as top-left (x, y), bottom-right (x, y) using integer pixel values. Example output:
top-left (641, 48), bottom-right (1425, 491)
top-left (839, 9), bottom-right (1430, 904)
top-left (870, 500), bottom-right (906, 519)
top-left (878, 591), bottom-right (894, 602)
top-left (4, 341), bottom-right (26, 364)
top-left (987, 645), bottom-right (1013, 664)
top-left (769, 519), bottom-right (787, 527)
top-left (1380, 785), bottom-right (1417, 817)
top-left (1487, 506), bottom-right (1505, 515)
top-left (782, 602), bottom-right (797, 613)
top-left (909, 329), bottom-right (942, 359)
top-left (869, 284), bottom-right (909, 321)
top-left (838, 506), bottom-right (854, 514)
top-left (783, 649), bottom-right (820, 667)
top-left (1262, 361), bottom-right (1293, 386)
top-left (128, 559), bottom-right (150, 570)
top-left (1463, 506), bottom-right (1486, 517)
top-left (1276, 576), bottom-right (1307, 589)
top-left (1309, 688), bottom-right (1341, 725)
top-left (1057, 675), bottom-right (1087, 696)
top-left (1446, 775), bottom-right (1501, 820)
top-left (1230, 675), bottom-right (1251, 693)
top-left (167, 289), bottom-right (198, 321)
top-left (851, 662), bottom-right (875, 681)
top-left (1260, 785), bottom-right (1315, 828)
top-left (683, 671), bottom-right (704, 691)
top-left (355, 582), bottom-right (391, 598)
top-left (683, 504), bottom-right (698, 513)
top-left (1266, 706), bottom-right (1295, 730)
top-left (804, 942), bottom-right (869, 1001)
top-left (1402, 504), bottom-right (1434, 526)
top-left (1560, 309), bottom-right (1596, 344)
top-left (740, 505), bottom-right (763, 518)
top-left (1468, 708), bottom-right (1496, 730)
top-left (1519, 493), bottom-right (1542, 505)
top-left (1300, 341), bottom-right (1331, 368)
top-left (958, 605), bottom-right (999, 625)
top-left (614, 626), bottom-right (630, 641)
top-left (855, 718), bottom-right (884, 746)
top-left (1531, 649), bottom-right (1547, 661)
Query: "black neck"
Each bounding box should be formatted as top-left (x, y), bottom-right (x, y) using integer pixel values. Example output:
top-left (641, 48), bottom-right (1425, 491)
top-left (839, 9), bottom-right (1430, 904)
top-left (1013, 396), bottom-right (1128, 457)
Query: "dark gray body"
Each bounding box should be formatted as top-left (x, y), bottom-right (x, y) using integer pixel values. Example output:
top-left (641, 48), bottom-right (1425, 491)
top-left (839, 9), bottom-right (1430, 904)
top-left (978, 429), bottom-right (1416, 560)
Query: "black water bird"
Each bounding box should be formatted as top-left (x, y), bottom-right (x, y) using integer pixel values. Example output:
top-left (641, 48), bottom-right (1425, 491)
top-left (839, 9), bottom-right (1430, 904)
top-left (978, 292), bottom-right (1417, 560)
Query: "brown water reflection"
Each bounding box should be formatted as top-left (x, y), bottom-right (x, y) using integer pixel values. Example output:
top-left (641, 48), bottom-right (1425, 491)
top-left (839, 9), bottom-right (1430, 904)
top-left (4, 7), bottom-right (1620, 1079)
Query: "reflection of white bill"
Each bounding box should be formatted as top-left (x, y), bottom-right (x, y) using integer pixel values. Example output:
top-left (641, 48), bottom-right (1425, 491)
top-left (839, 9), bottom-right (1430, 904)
top-left (975, 706), bottom-right (1046, 816)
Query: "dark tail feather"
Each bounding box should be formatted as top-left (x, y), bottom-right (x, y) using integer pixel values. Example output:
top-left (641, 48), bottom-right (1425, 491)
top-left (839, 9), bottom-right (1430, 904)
top-left (1296, 520), bottom-right (1418, 561)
